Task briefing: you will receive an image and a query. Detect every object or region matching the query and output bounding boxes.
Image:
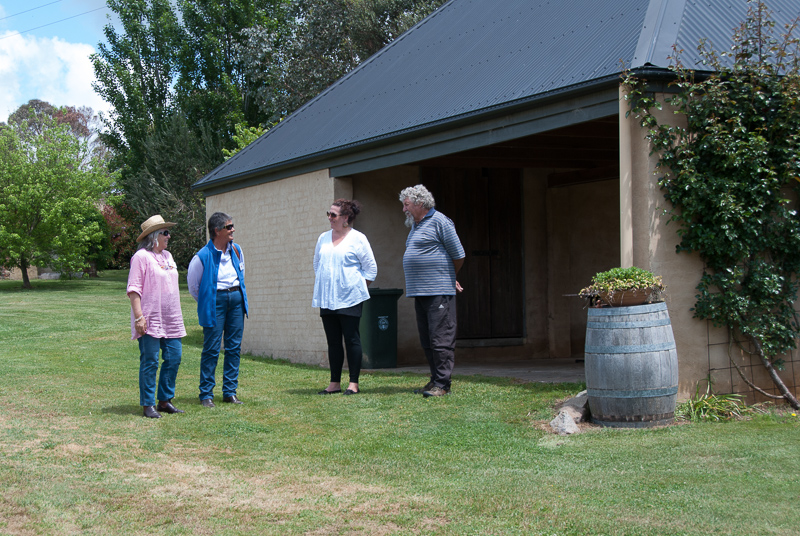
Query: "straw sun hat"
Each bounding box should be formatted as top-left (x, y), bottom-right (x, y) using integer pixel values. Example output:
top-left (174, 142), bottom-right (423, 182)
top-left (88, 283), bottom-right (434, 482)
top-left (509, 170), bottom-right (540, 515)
top-left (137, 215), bottom-right (177, 242)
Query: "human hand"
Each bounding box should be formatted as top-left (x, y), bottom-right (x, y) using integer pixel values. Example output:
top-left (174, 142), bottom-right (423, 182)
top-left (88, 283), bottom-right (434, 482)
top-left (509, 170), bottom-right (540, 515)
top-left (135, 316), bottom-right (147, 335)
top-left (456, 281), bottom-right (463, 293)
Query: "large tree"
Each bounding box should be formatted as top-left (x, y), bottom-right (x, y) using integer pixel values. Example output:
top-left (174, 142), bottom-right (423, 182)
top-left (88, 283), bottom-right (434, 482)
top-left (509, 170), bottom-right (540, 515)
top-left (6, 100), bottom-right (108, 162)
top-left (238, 0), bottom-right (446, 122)
top-left (0, 116), bottom-right (113, 288)
top-left (123, 114), bottom-right (221, 268)
top-left (176, 0), bottom-right (290, 136)
top-left (91, 0), bottom-right (182, 175)
top-left (92, 0), bottom-right (291, 263)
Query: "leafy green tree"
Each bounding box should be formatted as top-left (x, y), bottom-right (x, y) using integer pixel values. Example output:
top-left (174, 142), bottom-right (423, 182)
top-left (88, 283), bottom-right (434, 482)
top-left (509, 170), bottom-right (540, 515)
top-left (83, 207), bottom-right (114, 276)
top-left (223, 122), bottom-right (267, 160)
top-left (6, 100), bottom-right (109, 162)
top-left (91, 0), bottom-right (182, 176)
top-left (123, 114), bottom-right (222, 268)
top-left (0, 118), bottom-right (113, 289)
top-left (239, 0), bottom-right (446, 121)
top-left (92, 0), bottom-right (291, 263)
top-left (176, 0), bottom-right (290, 137)
top-left (624, 1), bottom-right (800, 408)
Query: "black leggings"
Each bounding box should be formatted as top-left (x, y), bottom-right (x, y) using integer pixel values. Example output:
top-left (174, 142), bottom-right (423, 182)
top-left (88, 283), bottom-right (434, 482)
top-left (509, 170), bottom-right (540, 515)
top-left (320, 314), bottom-right (363, 384)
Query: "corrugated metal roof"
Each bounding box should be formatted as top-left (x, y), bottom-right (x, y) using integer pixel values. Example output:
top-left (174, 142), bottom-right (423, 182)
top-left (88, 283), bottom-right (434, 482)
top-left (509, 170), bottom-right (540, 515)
top-left (195, 0), bottom-right (800, 191)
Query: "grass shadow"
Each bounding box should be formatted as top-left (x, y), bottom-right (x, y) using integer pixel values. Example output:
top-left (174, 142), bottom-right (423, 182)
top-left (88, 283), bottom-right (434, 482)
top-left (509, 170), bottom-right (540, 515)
top-left (102, 404), bottom-right (143, 416)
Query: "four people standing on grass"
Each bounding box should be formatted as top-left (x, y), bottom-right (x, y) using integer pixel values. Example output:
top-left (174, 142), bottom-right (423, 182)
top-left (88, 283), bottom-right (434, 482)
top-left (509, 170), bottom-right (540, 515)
top-left (127, 185), bottom-right (463, 414)
top-left (127, 215), bottom-right (187, 418)
top-left (188, 212), bottom-right (249, 408)
top-left (312, 199), bottom-right (378, 395)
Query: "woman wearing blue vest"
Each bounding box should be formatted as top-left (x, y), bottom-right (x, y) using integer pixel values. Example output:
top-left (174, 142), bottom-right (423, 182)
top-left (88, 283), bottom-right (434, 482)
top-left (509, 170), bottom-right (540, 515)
top-left (188, 212), bottom-right (249, 407)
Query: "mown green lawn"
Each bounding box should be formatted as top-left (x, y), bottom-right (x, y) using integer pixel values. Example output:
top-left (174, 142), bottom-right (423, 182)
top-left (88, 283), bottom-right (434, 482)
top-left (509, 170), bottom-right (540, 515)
top-left (1, 272), bottom-right (798, 535)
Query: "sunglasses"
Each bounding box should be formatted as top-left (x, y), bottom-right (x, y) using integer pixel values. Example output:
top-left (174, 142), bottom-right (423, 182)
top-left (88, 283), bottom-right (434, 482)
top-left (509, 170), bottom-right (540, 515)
top-left (326, 211), bottom-right (341, 218)
top-left (159, 230), bottom-right (170, 237)
top-left (223, 224), bottom-right (235, 230)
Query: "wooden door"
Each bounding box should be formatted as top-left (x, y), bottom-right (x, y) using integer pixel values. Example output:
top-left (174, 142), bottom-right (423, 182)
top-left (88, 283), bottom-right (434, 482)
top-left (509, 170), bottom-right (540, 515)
top-left (421, 167), bottom-right (524, 339)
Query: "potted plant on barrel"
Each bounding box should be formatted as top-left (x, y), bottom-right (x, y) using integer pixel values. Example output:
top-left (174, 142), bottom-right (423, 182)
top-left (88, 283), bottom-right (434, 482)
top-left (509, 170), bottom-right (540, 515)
top-left (579, 266), bottom-right (665, 307)
top-left (579, 266), bottom-right (677, 428)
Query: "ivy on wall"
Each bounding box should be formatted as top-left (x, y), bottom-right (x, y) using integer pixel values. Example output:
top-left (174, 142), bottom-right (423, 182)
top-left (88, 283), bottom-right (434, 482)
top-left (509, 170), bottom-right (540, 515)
top-left (624, 1), bottom-right (800, 409)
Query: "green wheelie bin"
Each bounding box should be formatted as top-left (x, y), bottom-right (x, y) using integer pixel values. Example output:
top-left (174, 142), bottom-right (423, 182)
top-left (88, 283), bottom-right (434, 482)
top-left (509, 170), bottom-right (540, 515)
top-left (359, 288), bottom-right (403, 368)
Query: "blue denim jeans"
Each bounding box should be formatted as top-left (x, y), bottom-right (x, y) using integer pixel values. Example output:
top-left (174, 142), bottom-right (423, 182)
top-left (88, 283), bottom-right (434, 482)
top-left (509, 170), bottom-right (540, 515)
top-left (199, 288), bottom-right (245, 400)
top-left (138, 335), bottom-right (182, 407)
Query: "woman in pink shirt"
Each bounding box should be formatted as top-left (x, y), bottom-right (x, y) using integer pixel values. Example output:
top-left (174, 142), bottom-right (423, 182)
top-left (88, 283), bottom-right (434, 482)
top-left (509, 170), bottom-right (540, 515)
top-left (127, 215), bottom-right (187, 418)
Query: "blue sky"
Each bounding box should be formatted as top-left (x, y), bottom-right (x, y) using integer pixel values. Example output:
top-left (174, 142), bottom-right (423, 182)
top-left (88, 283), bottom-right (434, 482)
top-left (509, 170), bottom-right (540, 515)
top-left (0, 0), bottom-right (118, 122)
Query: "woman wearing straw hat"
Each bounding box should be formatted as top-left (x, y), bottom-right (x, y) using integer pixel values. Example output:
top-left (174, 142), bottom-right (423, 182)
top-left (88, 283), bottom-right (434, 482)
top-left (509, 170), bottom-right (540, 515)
top-left (127, 215), bottom-right (187, 418)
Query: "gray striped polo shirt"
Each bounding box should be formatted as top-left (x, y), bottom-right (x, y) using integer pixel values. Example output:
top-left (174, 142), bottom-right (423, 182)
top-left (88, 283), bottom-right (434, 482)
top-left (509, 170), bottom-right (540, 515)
top-left (403, 208), bottom-right (465, 297)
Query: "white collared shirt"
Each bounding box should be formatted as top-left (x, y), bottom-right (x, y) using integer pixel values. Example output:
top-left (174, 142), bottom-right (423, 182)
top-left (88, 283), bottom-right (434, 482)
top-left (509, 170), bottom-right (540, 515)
top-left (187, 242), bottom-right (244, 300)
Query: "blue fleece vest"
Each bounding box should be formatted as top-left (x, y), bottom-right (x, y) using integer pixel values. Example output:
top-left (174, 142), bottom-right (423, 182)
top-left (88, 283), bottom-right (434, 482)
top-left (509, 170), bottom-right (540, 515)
top-left (196, 240), bottom-right (249, 328)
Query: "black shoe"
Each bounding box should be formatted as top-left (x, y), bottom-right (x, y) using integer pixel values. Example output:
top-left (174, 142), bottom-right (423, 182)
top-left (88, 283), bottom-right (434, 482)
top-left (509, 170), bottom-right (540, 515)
top-left (223, 395), bottom-right (243, 404)
top-left (343, 389), bottom-right (359, 395)
top-left (157, 400), bottom-right (185, 414)
top-left (422, 386), bottom-right (450, 397)
top-left (317, 389), bottom-right (341, 395)
top-left (413, 381), bottom-right (435, 394)
top-left (201, 399), bottom-right (215, 408)
top-left (143, 406), bottom-right (162, 418)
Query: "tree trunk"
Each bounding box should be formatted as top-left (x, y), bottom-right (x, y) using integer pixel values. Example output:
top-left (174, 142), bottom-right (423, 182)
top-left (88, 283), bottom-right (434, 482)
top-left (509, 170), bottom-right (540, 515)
top-left (19, 254), bottom-right (32, 289)
top-left (752, 336), bottom-right (800, 410)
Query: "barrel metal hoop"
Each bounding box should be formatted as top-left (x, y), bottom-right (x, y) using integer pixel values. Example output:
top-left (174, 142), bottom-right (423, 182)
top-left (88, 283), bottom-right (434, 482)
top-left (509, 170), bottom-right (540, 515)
top-left (585, 341), bottom-right (676, 354)
top-left (592, 413), bottom-right (675, 428)
top-left (587, 318), bottom-right (672, 329)
top-left (587, 302), bottom-right (667, 316)
top-left (587, 386), bottom-right (678, 398)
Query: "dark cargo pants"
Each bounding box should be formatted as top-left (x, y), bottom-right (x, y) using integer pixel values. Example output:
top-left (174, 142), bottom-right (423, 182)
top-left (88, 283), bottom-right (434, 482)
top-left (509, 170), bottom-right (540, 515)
top-left (414, 295), bottom-right (457, 389)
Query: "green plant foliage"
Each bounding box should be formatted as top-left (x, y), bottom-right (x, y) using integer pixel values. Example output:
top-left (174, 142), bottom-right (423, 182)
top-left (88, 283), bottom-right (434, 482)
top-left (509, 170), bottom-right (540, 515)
top-left (676, 380), bottom-right (753, 422)
top-left (580, 266), bottom-right (665, 297)
top-left (624, 1), bottom-right (800, 407)
top-left (238, 0), bottom-right (447, 122)
top-left (222, 122), bottom-right (268, 160)
top-left (123, 114), bottom-right (220, 268)
top-left (91, 0), bottom-right (289, 266)
top-left (175, 0), bottom-right (289, 135)
top-left (0, 117), bottom-right (114, 288)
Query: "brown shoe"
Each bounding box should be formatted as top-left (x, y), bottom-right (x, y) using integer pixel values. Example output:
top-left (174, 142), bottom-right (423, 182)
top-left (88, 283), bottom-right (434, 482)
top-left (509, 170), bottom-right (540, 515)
top-left (201, 399), bottom-right (215, 408)
top-left (413, 382), bottom-right (434, 394)
top-left (157, 400), bottom-right (185, 414)
top-left (422, 386), bottom-right (450, 398)
top-left (223, 395), bottom-right (243, 404)
top-left (143, 406), bottom-right (162, 418)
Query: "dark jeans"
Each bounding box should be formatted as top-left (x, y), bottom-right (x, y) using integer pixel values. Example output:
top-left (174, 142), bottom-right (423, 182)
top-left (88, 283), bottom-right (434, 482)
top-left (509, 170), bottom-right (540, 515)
top-left (199, 288), bottom-right (245, 400)
top-left (320, 305), bottom-right (363, 384)
top-left (414, 295), bottom-right (457, 389)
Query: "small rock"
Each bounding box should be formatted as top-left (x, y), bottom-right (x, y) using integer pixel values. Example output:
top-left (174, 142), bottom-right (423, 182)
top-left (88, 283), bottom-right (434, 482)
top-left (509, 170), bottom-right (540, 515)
top-left (550, 410), bottom-right (580, 435)
top-left (559, 390), bottom-right (589, 422)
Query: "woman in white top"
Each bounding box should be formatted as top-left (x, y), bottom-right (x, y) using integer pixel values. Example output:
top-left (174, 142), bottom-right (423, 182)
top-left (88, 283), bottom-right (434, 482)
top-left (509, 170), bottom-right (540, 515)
top-left (312, 199), bottom-right (377, 395)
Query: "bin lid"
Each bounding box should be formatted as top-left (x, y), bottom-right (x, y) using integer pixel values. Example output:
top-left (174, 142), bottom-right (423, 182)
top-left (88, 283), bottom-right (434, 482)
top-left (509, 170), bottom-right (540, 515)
top-left (368, 288), bottom-right (404, 296)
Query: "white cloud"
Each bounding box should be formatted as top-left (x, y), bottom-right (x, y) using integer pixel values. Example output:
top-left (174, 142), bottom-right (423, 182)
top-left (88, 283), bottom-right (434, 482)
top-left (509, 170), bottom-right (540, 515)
top-left (0, 32), bottom-right (112, 123)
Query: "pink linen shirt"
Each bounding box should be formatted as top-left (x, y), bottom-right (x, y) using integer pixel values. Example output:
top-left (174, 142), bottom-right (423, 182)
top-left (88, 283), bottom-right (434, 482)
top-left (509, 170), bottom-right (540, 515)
top-left (126, 249), bottom-right (187, 340)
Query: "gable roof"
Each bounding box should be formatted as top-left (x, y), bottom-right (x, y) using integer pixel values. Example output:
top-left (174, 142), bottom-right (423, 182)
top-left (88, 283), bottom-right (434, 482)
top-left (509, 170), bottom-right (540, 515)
top-left (195, 0), bottom-right (800, 194)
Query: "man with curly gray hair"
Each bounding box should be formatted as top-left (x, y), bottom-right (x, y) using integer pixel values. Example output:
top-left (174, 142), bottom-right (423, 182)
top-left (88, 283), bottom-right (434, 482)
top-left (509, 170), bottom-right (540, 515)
top-left (399, 184), bottom-right (465, 397)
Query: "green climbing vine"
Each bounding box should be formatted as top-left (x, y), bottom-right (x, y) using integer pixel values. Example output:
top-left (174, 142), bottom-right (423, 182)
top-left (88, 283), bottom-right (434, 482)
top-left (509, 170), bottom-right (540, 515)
top-left (623, 1), bottom-right (800, 409)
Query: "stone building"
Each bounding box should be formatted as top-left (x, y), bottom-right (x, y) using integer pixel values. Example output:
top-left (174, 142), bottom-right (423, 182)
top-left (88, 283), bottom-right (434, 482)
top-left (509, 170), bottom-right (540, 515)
top-left (193, 0), bottom-right (800, 399)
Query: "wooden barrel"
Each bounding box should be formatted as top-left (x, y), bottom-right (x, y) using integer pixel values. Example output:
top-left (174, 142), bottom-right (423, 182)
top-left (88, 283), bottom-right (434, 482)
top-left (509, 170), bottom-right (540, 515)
top-left (584, 301), bottom-right (678, 428)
